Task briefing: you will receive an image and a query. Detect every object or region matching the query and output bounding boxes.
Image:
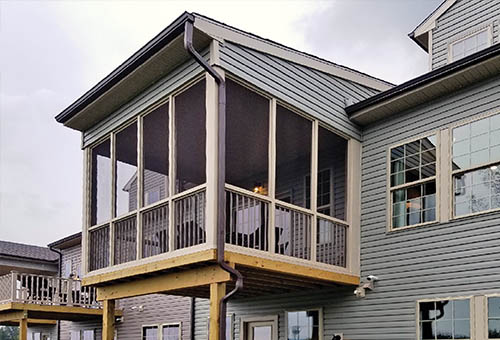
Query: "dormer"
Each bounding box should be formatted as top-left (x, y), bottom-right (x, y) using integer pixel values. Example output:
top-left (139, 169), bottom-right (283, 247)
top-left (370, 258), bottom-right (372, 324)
top-left (410, 0), bottom-right (500, 70)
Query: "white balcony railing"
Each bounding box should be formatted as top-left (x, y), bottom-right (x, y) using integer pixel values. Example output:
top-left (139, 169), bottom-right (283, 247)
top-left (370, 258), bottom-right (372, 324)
top-left (0, 272), bottom-right (100, 308)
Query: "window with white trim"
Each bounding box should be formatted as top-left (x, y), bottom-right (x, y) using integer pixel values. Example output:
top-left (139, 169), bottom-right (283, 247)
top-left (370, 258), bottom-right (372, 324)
top-left (452, 113), bottom-right (500, 217)
top-left (286, 310), bottom-right (321, 340)
top-left (389, 135), bottom-right (437, 228)
top-left (419, 298), bottom-right (471, 340)
top-left (489, 297), bottom-right (500, 339)
top-left (450, 28), bottom-right (490, 62)
top-left (143, 324), bottom-right (180, 340)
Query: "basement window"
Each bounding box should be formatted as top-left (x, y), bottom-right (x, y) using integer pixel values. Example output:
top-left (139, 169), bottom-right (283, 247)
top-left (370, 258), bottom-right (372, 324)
top-left (419, 299), bottom-right (470, 340)
top-left (286, 310), bottom-right (321, 340)
top-left (389, 135), bottom-right (437, 229)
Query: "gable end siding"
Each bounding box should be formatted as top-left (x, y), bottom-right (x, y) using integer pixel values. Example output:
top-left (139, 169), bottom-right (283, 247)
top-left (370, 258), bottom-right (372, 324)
top-left (432, 0), bottom-right (500, 69)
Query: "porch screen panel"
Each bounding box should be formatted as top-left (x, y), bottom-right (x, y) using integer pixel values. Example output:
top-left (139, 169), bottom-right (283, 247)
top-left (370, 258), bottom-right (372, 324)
top-left (115, 122), bottom-right (138, 217)
top-left (225, 79), bottom-right (269, 194)
top-left (90, 139), bottom-right (111, 226)
top-left (317, 127), bottom-right (347, 220)
top-left (143, 102), bottom-right (169, 206)
top-left (175, 80), bottom-right (206, 194)
top-left (276, 105), bottom-right (312, 208)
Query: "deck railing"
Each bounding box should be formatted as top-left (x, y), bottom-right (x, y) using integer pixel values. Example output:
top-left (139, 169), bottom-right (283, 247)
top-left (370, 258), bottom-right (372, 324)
top-left (88, 187), bottom-right (207, 271)
top-left (87, 184), bottom-right (348, 273)
top-left (0, 272), bottom-right (99, 308)
top-left (225, 186), bottom-right (348, 267)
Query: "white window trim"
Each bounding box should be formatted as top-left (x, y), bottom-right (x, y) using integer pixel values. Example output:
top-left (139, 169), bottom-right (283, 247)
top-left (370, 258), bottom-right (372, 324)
top-left (449, 110), bottom-right (500, 220)
top-left (387, 132), bottom-right (440, 232)
top-left (161, 322), bottom-right (182, 340)
top-left (416, 295), bottom-right (474, 340)
top-left (284, 308), bottom-right (323, 340)
top-left (447, 24), bottom-right (493, 63)
top-left (486, 293), bottom-right (500, 340)
top-left (239, 315), bottom-right (278, 340)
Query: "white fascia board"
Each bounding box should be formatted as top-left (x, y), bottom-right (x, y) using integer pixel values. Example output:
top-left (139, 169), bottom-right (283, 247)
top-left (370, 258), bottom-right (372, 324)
top-left (193, 16), bottom-right (393, 92)
top-left (413, 0), bottom-right (457, 37)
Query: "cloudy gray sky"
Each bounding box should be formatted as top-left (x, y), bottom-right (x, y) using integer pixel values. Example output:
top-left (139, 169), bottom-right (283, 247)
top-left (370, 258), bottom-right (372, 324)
top-left (0, 0), bottom-right (441, 246)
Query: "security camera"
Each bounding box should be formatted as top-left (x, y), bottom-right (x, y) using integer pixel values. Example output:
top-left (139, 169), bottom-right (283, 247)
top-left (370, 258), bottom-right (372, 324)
top-left (354, 287), bottom-right (365, 298)
top-left (367, 275), bottom-right (379, 282)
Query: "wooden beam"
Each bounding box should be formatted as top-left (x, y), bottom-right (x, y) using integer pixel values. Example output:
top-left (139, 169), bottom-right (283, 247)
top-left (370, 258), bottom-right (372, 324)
top-left (82, 249), bottom-right (217, 286)
top-left (209, 282), bottom-right (225, 340)
top-left (8, 302), bottom-right (106, 316)
top-left (225, 251), bottom-right (360, 285)
top-left (0, 311), bottom-right (27, 323)
top-left (102, 300), bottom-right (115, 340)
top-left (27, 319), bottom-right (57, 325)
top-left (97, 264), bottom-right (232, 301)
top-left (19, 318), bottom-right (28, 340)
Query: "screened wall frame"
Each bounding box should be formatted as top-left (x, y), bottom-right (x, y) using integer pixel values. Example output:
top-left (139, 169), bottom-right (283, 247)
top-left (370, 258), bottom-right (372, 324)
top-left (448, 109), bottom-right (500, 221)
top-left (386, 131), bottom-right (440, 232)
top-left (224, 74), bottom-right (354, 269)
top-left (447, 23), bottom-right (493, 63)
top-left (416, 295), bottom-right (475, 340)
top-left (83, 73), bottom-right (208, 275)
top-left (284, 307), bottom-right (323, 340)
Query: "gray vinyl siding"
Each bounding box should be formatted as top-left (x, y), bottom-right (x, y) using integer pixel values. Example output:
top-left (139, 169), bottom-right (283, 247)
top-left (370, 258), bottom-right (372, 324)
top-left (431, 0), bottom-right (500, 69)
top-left (219, 42), bottom-right (380, 141)
top-left (58, 244), bottom-right (192, 340)
top-left (28, 325), bottom-right (57, 340)
top-left (81, 49), bottom-right (208, 149)
top-left (193, 75), bottom-right (500, 340)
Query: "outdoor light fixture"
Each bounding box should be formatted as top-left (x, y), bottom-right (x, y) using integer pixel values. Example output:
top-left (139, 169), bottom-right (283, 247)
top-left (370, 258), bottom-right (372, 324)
top-left (253, 183), bottom-right (264, 194)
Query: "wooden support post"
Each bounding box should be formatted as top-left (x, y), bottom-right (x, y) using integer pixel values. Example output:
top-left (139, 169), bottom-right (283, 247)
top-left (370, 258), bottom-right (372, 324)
top-left (102, 299), bottom-right (115, 340)
top-left (209, 282), bottom-right (226, 340)
top-left (19, 318), bottom-right (28, 340)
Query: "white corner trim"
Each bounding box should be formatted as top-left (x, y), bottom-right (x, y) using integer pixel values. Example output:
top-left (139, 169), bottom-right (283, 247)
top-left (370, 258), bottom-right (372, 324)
top-left (193, 16), bottom-right (392, 92)
top-left (413, 0), bottom-right (457, 37)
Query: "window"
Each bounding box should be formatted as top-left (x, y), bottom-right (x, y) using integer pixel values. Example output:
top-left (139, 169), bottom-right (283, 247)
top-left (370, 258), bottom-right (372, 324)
top-left (452, 113), bottom-right (500, 217)
top-left (286, 310), bottom-right (321, 340)
top-left (489, 297), bottom-right (500, 339)
top-left (82, 330), bottom-right (94, 340)
top-left (143, 324), bottom-right (180, 340)
top-left (70, 331), bottom-right (80, 340)
top-left (33, 333), bottom-right (41, 340)
top-left (143, 326), bottom-right (158, 340)
top-left (450, 28), bottom-right (490, 62)
top-left (389, 135), bottom-right (437, 228)
top-left (419, 299), bottom-right (471, 340)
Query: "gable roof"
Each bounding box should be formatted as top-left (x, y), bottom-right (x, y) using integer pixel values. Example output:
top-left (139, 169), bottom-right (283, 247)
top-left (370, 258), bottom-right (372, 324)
top-left (0, 240), bottom-right (59, 262)
top-left (55, 11), bottom-right (392, 131)
top-left (409, 0), bottom-right (457, 51)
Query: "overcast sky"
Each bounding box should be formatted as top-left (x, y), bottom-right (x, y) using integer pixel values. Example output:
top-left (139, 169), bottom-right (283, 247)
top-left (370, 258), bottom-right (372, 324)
top-left (0, 0), bottom-right (441, 247)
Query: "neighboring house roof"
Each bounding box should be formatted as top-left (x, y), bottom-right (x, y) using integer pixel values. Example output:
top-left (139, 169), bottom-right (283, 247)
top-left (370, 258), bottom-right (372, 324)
top-left (0, 240), bottom-right (59, 262)
top-left (409, 0), bottom-right (457, 51)
top-left (345, 42), bottom-right (500, 125)
top-left (55, 11), bottom-right (393, 130)
top-left (47, 232), bottom-right (82, 250)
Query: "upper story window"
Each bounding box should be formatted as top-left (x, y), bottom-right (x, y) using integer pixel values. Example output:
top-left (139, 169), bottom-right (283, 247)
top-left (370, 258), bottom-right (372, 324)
top-left (489, 297), bottom-right (500, 339)
top-left (452, 113), bottom-right (500, 217)
top-left (450, 27), bottom-right (491, 62)
top-left (286, 310), bottom-right (321, 340)
top-left (389, 135), bottom-right (437, 229)
top-left (419, 298), bottom-right (471, 340)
